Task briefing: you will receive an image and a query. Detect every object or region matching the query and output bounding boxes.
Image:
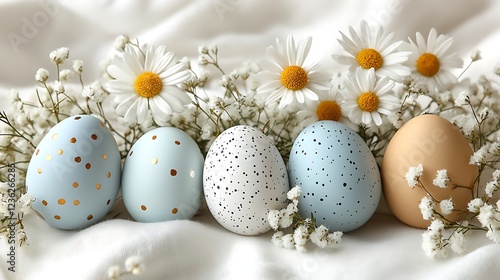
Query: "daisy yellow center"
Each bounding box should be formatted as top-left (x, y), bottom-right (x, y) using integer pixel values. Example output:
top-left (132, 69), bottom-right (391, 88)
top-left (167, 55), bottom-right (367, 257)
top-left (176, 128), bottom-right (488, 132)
top-left (280, 65), bottom-right (308, 90)
top-left (416, 53), bottom-right (440, 77)
top-left (356, 48), bottom-right (384, 70)
top-left (316, 100), bottom-right (341, 121)
top-left (134, 71), bottom-right (163, 98)
top-left (357, 92), bottom-right (379, 112)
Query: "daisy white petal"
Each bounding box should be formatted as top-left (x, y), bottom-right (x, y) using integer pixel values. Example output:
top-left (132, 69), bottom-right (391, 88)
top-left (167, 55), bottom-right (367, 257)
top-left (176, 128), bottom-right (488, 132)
top-left (258, 35), bottom-right (330, 109)
top-left (106, 45), bottom-right (191, 125)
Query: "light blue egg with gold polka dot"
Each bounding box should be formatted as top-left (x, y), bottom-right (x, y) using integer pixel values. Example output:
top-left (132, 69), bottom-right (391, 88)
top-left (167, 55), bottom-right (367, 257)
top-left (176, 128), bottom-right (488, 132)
top-left (121, 127), bottom-right (204, 223)
top-left (26, 115), bottom-right (121, 230)
top-left (288, 121), bottom-right (381, 232)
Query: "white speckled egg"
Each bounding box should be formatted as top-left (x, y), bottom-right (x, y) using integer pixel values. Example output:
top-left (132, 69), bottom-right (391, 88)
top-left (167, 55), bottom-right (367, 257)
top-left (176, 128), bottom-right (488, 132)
top-left (26, 115), bottom-right (121, 230)
top-left (203, 125), bottom-right (289, 235)
top-left (288, 121), bottom-right (381, 232)
top-left (121, 127), bottom-right (204, 222)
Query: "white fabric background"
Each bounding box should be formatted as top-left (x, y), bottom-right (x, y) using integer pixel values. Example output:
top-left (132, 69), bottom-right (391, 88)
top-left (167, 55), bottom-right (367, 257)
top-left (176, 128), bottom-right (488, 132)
top-left (1, 0), bottom-right (500, 279)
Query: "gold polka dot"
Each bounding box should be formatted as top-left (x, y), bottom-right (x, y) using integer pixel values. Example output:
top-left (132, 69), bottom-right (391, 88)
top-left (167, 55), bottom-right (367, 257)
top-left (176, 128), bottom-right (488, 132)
top-left (70, 137), bottom-right (77, 144)
top-left (37, 168), bottom-right (43, 174)
top-left (85, 163), bottom-right (91, 169)
top-left (58, 198), bottom-right (66, 205)
top-left (106, 199), bottom-right (111, 205)
top-left (152, 158), bottom-right (158, 165)
top-left (152, 135), bottom-right (157, 140)
top-left (42, 200), bottom-right (48, 206)
top-left (73, 200), bottom-right (80, 206)
top-left (172, 208), bottom-right (178, 214)
top-left (106, 172), bottom-right (111, 178)
top-left (54, 215), bottom-right (61, 220)
top-left (91, 134), bottom-right (98, 140)
top-left (57, 149), bottom-right (63, 155)
top-left (87, 214), bottom-right (93, 220)
top-left (96, 183), bottom-right (101, 190)
top-left (74, 156), bottom-right (81, 163)
top-left (52, 133), bottom-right (58, 140)
top-left (36, 149), bottom-right (40, 156)
top-left (74, 116), bottom-right (81, 120)
top-left (175, 140), bottom-right (181, 145)
top-left (46, 154), bottom-right (52, 161)
top-left (100, 121), bottom-right (105, 127)
top-left (102, 154), bottom-right (107, 160)
top-left (72, 182), bottom-right (79, 188)
top-left (170, 169), bottom-right (177, 176)
top-left (141, 205), bottom-right (147, 211)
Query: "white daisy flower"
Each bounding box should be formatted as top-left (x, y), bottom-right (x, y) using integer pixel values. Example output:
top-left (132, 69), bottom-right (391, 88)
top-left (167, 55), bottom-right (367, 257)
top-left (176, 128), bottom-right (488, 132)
top-left (342, 67), bottom-right (399, 127)
top-left (296, 85), bottom-right (346, 128)
top-left (106, 45), bottom-right (191, 125)
top-left (257, 36), bottom-right (330, 109)
top-left (333, 20), bottom-right (411, 82)
top-left (406, 28), bottom-right (463, 94)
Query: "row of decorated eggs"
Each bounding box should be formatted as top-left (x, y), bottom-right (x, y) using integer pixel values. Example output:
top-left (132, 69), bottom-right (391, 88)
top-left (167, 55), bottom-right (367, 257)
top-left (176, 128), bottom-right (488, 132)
top-left (26, 114), bottom-right (476, 234)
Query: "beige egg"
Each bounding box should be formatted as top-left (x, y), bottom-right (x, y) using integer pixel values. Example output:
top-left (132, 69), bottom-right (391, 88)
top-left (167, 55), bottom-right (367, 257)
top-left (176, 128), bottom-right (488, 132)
top-left (382, 114), bottom-right (478, 228)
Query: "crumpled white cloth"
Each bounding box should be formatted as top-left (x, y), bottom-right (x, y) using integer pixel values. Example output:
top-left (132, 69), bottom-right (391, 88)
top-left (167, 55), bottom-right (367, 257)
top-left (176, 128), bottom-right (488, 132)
top-left (1, 0), bottom-right (500, 279)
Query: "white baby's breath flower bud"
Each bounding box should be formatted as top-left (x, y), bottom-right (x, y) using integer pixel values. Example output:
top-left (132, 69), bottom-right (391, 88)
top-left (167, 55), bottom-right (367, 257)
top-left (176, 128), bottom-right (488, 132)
top-left (469, 144), bottom-right (489, 165)
top-left (452, 114), bottom-right (476, 136)
top-left (467, 198), bottom-right (484, 213)
top-left (282, 234), bottom-right (295, 249)
top-left (82, 81), bottom-right (106, 103)
top-left (493, 169), bottom-right (500, 181)
top-left (432, 169), bottom-right (449, 188)
top-left (422, 219), bottom-right (447, 259)
top-left (293, 225), bottom-right (309, 251)
top-left (470, 50), bottom-right (482, 62)
top-left (59, 69), bottom-right (72, 81)
top-left (198, 56), bottom-right (209, 66)
top-left (449, 231), bottom-right (466, 254)
top-left (271, 231), bottom-right (284, 247)
top-left (54, 80), bottom-right (64, 93)
top-left (439, 198), bottom-right (454, 215)
top-left (49, 47), bottom-right (69, 64)
top-left (113, 35), bottom-right (130, 52)
top-left (278, 209), bottom-right (293, 229)
top-left (106, 265), bottom-right (121, 279)
top-left (198, 45), bottom-right (209, 55)
top-left (17, 193), bottom-right (33, 215)
top-left (310, 225), bottom-right (329, 248)
top-left (454, 91), bottom-right (470, 106)
top-left (267, 209), bottom-right (280, 230)
top-left (485, 181), bottom-right (498, 198)
top-left (35, 68), bottom-right (49, 83)
top-left (486, 229), bottom-right (500, 243)
top-left (419, 196), bottom-right (435, 220)
top-left (405, 164), bottom-right (423, 188)
top-left (287, 186), bottom-right (302, 201)
top-left (220, 75), bottom-right (230, 87)
top-left (477, 204), bottom-right (494, 228)
top-left (124, 255), bottom-right (144, 275)
top-left (73, 60), bottom-right (83, 73)
top-left (479, 107), bottom-right (490, 121)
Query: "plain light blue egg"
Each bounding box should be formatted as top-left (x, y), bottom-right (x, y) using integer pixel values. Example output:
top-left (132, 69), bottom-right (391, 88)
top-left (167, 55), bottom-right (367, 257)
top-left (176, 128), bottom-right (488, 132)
top-left (26, 115), bottom-right (121, 230)
top-left (121, 127), bottom-right (204, 223)
top-left (288, 121), bottom-right (381, 232)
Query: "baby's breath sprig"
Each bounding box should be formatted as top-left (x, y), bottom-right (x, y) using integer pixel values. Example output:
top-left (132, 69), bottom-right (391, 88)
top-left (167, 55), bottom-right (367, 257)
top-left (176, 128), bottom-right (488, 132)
top-left (107, 255), bottom-right (144, 279)
top-left (268, 186), bottom-right (342, 252)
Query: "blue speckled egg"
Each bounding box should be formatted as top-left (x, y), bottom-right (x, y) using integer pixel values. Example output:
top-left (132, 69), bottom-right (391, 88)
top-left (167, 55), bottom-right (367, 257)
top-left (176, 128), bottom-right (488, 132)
top-left (121, 127), bottom-right (204, 223)
top-left (288, 121), bottom-right (381, 232)
top-left (26, 115), bottom-right (121, 230)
